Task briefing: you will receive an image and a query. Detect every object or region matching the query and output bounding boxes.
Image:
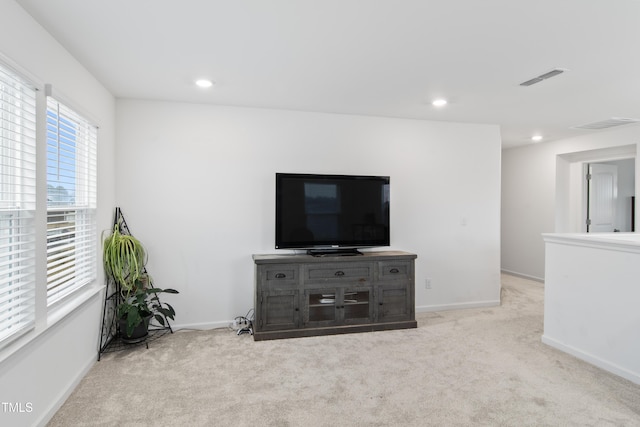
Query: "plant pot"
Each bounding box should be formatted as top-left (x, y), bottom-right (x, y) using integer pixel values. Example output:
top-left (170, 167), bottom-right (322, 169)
top-left (119, 315), bottom-right (152, 344)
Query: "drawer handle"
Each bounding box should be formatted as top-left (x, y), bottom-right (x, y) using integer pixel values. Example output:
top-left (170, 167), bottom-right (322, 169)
top-left (389, 268), bottom-right (400, 274)
top-left (334, 271), bottom-right (345, 277)
top-left (275, 273), bottom-right (286, 279)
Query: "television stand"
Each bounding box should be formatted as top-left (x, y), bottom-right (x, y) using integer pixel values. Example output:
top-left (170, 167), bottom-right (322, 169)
top-left (307, 248), bottom-right (362, 257)
top-left (253, 251), bottom-right (417, 341)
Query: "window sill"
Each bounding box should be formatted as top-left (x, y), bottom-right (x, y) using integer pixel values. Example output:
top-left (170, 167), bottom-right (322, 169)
top-left (0, 284), bottom-right (104, 366)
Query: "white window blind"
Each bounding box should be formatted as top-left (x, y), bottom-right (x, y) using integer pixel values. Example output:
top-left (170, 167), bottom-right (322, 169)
top-left (0, 64), bottom-right (37, 345)
top-left (46, 98), bottom-right (97, 305)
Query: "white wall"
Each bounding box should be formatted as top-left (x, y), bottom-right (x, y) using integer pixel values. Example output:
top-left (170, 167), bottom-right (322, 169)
top-left (502, 127), bottom-right (640, 280)
top-left (116, 100), bottom-right (502, 328)
top-left (0, 1), bottom-right (116, 426)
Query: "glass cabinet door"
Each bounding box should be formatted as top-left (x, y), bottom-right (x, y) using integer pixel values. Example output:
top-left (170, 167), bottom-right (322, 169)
top-left (342, 289), bottom-right (372, 324)
top-left (306, 290), bottom-right (337, 325)
top-left (305, 287), bottom-right (373, 326)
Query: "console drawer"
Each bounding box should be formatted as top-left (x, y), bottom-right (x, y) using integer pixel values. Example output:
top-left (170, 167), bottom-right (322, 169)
top-left (304, 262), bottom-right (373, 284)
top-left (378, 260), bottom-right (412, 281)
top-left (258, 264), bottom-right (299, 289)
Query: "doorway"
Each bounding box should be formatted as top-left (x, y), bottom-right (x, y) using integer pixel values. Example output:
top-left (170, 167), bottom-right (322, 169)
top-left (555, 144), bottom-right (637, 233)
top-left (585, 159), bottom-right (635, 232)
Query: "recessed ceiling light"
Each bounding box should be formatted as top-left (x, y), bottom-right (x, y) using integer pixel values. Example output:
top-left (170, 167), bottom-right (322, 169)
top-left (531, 135), bottom-right (543, 142)
top-left (432, 99), bottom-right (447, 107)
top-left (195, 79), bottom-right (214, 88)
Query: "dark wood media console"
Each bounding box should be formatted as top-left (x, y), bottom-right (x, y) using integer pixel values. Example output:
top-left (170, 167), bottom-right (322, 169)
top-left (253, 251), bottom-right (417, 341)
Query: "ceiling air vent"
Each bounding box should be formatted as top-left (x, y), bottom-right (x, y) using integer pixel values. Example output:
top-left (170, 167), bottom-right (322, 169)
top-left (519, 68), bottom-right (566, 86)
top-left (572, 117), bottom-right (640, 130)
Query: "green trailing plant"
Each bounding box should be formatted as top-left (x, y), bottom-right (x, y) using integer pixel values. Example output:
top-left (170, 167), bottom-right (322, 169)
top-left (103, 223), bottom-right (178, 337)
top-left (102, 223), bottom-right (146, 293)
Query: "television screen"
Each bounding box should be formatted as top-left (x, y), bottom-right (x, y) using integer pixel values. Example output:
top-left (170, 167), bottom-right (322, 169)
top-left (275, 173), bottom-right (390, 254)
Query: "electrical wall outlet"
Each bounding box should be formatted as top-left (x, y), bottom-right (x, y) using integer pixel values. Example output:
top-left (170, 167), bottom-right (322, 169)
top-left (425, 278), bottom-right (432, 289)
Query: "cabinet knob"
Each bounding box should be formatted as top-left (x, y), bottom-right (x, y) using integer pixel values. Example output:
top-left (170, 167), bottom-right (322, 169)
top-left (334, 271), bottom-right (345, 277)
top-left (275, 273), bottom-right (286, 279)
top-left (389, 268), bottom-right (399, 274)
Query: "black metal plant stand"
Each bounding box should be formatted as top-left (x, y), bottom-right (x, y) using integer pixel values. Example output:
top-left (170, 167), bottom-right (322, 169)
top-left (97, 207), bottom-right (173, 360)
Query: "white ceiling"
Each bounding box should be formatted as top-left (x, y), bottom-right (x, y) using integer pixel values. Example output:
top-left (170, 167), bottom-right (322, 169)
top-left (14, 0), bottom-right (640, 148)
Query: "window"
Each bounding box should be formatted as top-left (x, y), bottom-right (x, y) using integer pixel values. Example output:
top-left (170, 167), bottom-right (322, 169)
top-left (46, 98), bottom-right (97, 305)
top-left (0, 62), bottom-right (99, 349)
top-left (0, 64), bottom-right (37, 344)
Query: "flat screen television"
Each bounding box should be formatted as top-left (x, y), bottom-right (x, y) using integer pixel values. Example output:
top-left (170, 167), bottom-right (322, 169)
top-left (275, 173), bottom-right (390, 255)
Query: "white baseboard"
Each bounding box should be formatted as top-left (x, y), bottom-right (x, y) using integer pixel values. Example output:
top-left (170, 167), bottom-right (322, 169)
top-left (541, 335), bottom-right (640, 386)
top-left (172, 320), bottom-right (231, 331)
top-left (416, 299), bottom-right (500, 313)
top-left (501, 269), bottom-right (544, 283)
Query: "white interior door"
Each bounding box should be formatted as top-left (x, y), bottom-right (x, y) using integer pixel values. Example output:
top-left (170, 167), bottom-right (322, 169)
top-left (587, 163), bottom-right (618, 232)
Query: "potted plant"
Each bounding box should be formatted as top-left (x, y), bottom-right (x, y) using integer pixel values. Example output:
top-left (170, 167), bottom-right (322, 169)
top-left (103, 223), bottom-right (178, 342)
top-left (116, 275), bottom-right (178, 342)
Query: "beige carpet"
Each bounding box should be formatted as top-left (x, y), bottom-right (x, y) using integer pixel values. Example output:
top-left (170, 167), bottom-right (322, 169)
top-left (48, 274), bottom-right (640, 426)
